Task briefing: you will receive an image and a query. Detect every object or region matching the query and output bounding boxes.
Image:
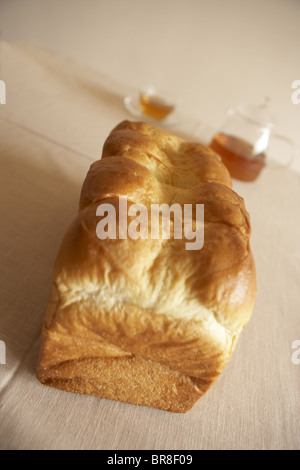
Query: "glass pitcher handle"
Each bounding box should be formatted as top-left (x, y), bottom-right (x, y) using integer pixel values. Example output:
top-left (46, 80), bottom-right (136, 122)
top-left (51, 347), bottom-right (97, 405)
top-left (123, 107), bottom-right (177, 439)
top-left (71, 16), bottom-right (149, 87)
top-left (268, 133), bottom-right (297, 169)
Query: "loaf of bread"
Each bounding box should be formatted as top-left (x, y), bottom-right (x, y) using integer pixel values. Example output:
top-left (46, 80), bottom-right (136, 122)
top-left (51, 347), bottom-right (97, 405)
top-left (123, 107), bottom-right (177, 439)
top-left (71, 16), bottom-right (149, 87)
top-left (37, 120), bottom-right (257, 413)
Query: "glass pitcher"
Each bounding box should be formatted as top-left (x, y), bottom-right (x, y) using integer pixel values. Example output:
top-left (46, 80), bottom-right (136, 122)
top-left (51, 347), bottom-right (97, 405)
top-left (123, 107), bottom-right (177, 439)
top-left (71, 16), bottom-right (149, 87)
top-left (209, 97), bottom-right (295, 182)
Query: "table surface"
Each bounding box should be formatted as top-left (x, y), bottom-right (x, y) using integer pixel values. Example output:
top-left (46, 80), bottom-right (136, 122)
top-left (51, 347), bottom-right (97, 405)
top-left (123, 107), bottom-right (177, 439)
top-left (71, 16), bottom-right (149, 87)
top-left (0, 12), bottom-right (299, 450)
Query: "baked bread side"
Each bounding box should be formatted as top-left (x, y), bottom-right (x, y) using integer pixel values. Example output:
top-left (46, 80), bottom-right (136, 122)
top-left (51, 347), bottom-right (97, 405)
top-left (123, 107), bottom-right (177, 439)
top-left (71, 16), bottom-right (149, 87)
top-left (37, 120), bottom-right (257, 413)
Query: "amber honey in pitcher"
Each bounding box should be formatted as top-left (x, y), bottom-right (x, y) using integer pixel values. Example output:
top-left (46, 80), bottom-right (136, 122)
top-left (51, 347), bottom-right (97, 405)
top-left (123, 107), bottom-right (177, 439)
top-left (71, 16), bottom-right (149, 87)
top-left (139, 92), bottom-right (175, 121)
top-left (209, 133), bottom-right (266, 182)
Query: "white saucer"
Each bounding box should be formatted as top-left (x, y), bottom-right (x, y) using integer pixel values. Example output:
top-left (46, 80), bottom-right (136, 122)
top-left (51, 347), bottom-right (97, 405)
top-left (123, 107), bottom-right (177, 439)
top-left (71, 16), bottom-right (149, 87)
top-left (124, 95), bottom-right (180, 128)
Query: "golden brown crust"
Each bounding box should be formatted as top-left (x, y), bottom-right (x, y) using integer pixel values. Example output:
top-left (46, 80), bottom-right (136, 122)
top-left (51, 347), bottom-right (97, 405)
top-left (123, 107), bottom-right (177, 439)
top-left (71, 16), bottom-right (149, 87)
top-left (37, 120), bottom-right (257, 413)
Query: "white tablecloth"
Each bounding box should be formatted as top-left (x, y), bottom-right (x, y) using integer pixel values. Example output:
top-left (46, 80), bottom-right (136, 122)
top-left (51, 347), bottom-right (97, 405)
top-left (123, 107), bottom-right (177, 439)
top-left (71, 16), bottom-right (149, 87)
top-left (0, 43), bottom-right (299, 450)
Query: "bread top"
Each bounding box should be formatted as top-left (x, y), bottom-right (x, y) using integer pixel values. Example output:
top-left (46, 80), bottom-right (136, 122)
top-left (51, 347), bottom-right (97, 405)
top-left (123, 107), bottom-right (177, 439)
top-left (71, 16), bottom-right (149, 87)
top-left (51, 121), bottom-right (256, 349)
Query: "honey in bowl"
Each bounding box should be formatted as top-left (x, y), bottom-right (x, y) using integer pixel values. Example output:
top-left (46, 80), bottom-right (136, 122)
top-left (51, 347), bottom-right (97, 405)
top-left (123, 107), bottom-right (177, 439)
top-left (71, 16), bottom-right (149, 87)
top-left (139, 92), bottom-right (175, 121)
top-left (209, 133), bottom-right (266, 182)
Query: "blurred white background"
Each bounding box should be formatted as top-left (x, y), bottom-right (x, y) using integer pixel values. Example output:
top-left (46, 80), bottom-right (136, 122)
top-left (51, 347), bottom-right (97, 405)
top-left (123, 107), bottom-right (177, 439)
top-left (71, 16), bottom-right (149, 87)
top-left (1, 0), bottom-right (300, 172)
